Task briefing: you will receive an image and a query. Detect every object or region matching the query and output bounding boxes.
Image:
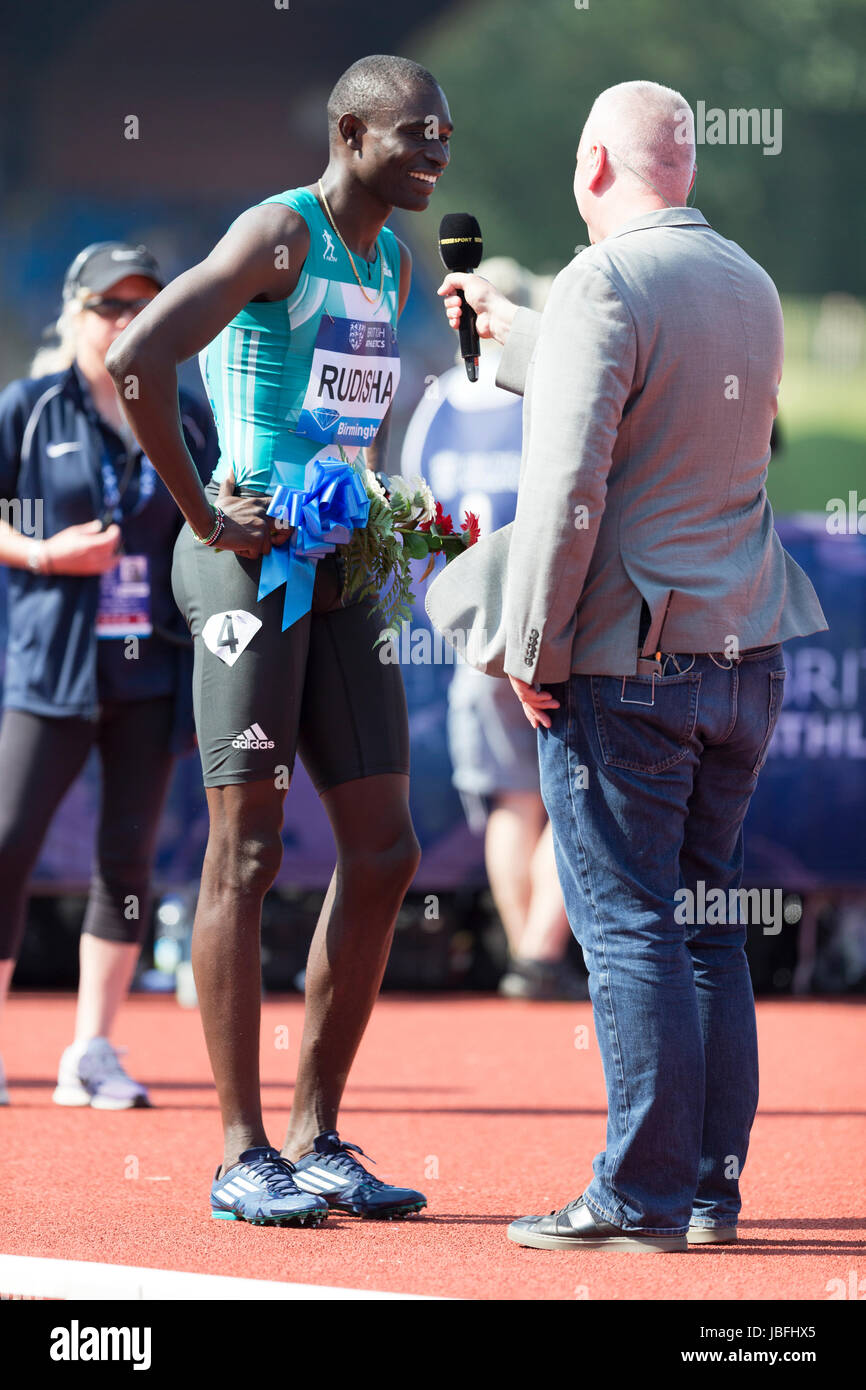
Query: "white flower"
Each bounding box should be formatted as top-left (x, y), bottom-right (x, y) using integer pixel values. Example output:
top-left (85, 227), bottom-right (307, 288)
top-left (386, 473), bottom-right (412, 501)
top-left (385, 472), bottom-right (437, 524)
top-left (416, 478), bottom-right (436, 524)
top-left (400, 473), bottom-right (437, 521)
top-left (364, 470), bottom-right (389, 503)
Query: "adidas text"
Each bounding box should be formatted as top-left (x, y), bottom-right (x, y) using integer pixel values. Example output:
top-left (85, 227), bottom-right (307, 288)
top-left (232, 722), bottom-right (275, 750)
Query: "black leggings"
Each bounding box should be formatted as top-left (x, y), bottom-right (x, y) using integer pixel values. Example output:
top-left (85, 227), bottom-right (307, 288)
top-left (0, 699), bottom-right (176, 961)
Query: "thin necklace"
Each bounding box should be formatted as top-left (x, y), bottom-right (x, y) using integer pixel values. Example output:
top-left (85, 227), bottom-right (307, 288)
top-left (317, 179), bottom-right (384, 305)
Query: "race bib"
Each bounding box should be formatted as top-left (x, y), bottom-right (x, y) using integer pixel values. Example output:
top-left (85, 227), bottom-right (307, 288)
top-left (295, 315), bottom-right (400, 448)
top-left (95, 554), bottom-right (151, 639)
top-left (201, 609), bottom-right (262, 667)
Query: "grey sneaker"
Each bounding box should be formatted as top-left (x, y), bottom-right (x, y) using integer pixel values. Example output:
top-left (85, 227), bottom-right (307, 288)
top-left (53, 1037), bottom-right (150, 1110)
top-left (499, 957), bottom-right (589, 1001)
top-left (0, 1053), bottom-right (8, 1105)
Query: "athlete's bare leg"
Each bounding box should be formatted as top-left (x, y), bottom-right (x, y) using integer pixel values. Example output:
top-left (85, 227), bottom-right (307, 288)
top-left (484, 791), bottom-right (546, 956)
top-left (281, 773), bottom-right (420, 1162)
top-left (192, 778), bottom-right (287, 1174)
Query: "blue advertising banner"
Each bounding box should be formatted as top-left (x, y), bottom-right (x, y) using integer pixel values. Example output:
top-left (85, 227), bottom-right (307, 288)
top-left (742, 518), bottom-right (866, 888)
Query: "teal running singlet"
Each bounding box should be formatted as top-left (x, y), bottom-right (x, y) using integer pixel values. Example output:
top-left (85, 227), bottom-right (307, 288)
top-left (199, 186), bottom-right (402, 494)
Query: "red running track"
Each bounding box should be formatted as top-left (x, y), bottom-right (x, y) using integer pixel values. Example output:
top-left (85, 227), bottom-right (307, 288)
top-left (1, 993), bottom-right (864, 1300)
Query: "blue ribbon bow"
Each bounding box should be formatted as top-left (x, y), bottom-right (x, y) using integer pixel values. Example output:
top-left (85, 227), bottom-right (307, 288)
top-left (257, 458), bottom-right (370, 630)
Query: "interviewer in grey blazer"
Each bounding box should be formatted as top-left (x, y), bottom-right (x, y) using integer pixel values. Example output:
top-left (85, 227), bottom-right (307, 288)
top-left (436, 79), bottom-right (826, 1252)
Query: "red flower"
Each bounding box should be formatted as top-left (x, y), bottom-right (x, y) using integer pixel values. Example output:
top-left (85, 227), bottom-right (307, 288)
top-left (461, 510), bottom-right (481, 545)
top-left (420, 501), bottom-right (454, 535)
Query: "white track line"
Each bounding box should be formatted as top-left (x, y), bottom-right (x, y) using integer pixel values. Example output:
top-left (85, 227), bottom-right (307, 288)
top-left (0, 1255), bottom-right (441, 1301)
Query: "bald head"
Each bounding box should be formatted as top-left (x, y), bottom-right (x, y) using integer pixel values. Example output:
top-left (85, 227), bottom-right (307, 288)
top-left (579, 80), bottom-right (696, 207)
top-left (327, 54), bottom-right (441, 145)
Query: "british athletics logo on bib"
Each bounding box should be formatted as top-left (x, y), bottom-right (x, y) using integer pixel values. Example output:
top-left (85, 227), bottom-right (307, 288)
top-left (295, 315), bottom-right (400, 447)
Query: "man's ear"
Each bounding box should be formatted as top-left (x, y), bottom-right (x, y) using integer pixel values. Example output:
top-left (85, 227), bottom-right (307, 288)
top-left (586, 143), bottom-right (608, 192)
top-left (338, 113), bottom-right (367, 151)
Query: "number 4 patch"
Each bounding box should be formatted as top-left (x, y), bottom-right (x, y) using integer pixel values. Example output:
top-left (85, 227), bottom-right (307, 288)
top-left (201, 610), bottom-right (262, 667)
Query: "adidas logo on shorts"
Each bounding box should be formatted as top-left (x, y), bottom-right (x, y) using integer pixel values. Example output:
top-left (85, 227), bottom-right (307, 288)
top-left (232, 722), bottom-right (275, 750)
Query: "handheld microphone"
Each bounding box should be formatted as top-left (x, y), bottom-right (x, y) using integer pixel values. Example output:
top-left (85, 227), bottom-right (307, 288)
top-left (438, 213), bottom-right (483, 382)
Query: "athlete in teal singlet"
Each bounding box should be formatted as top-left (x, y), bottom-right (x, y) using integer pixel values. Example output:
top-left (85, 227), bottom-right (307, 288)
top-left (200, 185), bottom-right (403, 497)
top-left (107, 56), bottom-right (453, 1225)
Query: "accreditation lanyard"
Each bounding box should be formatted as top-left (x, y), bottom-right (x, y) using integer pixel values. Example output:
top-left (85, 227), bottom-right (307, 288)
top-left (95, 436), bottom-right (157, 639)
top-left (99, 439), bottom-right (156, 528)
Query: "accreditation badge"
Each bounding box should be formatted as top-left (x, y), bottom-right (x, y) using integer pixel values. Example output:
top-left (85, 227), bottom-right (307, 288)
top-left (95, 554), bottom-right (152, 638)
top-left (295, 316), bottom-right (400, 448)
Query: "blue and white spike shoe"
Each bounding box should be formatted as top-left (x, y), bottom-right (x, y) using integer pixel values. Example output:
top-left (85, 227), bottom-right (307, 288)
top-left (210, 1146), bottom-right (329, 1226)
top-left (291, 1131), bottom-right (427, 1220)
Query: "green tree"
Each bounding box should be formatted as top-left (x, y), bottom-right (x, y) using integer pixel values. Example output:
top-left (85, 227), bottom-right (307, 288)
top-left (412, 0), bottom-right (866, 292)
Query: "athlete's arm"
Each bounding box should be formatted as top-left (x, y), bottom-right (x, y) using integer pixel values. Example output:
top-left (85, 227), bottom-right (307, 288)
top-left (365, 237), bottom-right (412, 476)
top-left (105, 204), bottom-right (311, 556)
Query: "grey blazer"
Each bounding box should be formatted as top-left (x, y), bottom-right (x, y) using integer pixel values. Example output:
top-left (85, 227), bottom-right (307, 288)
top-left (426, 207), bottom-right (827, 681)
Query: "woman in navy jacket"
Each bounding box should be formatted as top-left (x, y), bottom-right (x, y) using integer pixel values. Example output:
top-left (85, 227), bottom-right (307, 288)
top-left (0, 242), bottom-right (217, 1108)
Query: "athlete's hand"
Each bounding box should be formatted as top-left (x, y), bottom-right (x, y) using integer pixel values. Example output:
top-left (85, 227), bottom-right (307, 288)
top-left (508, 675), bottom-right (560, 731)
top-left (213, 468), bottom-right (294, 558)
top-left (40, 520), bottom-right (122, 575)
top-left (437, 272), bottom-right (518, 346)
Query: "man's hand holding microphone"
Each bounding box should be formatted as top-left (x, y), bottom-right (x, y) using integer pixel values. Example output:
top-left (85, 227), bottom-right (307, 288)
top-left (437, 271), bottom-right (518, 347)
top-left (437, 212), bottom-right (519, 371)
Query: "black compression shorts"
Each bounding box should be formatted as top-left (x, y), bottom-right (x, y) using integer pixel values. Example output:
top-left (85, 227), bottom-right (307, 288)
top-left (171, 482), bottom-right (410, 791)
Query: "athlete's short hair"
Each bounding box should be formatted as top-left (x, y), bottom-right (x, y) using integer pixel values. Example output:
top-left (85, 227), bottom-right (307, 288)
top-left (327, 55), bottom-right (441, 142)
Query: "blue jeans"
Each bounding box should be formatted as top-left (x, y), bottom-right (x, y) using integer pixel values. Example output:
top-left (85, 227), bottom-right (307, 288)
top-left (537, 644), bottom-right (787, 1234)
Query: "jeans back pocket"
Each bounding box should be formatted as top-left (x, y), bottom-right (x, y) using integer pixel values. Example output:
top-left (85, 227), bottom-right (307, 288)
top-left (591, 671), bottom-right (702, 775)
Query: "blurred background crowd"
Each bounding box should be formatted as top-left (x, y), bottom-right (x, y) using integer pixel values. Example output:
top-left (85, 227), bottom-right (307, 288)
top-left (1, 0), bottom-right (864, 1004)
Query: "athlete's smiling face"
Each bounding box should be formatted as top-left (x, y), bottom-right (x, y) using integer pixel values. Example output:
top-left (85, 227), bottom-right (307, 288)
top-left (353, 85), bottom-right (453, 212)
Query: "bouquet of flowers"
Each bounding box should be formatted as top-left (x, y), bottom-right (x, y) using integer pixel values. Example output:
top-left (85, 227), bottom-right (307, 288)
top-left (341, 471), bottom-right (480, 628)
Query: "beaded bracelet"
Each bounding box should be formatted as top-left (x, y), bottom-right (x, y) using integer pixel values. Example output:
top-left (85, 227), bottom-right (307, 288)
top-left (194, 506), bottom-right (226, 547)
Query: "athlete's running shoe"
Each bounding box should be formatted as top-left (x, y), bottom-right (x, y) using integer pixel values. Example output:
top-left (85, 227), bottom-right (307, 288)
top-left (210, 1147), bottom-right (329, 1226)
top-left (0, 1053), bottom-right (9, 1105)
top-left (292, 1130), bottom-right (427, 1219)
top-left (52, 1037), bottom-right (150, 1110)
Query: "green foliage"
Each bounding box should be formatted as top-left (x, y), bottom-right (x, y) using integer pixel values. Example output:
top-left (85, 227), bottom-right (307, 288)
top-left (411, 0), bottom-right (866, 293)
top-left (340, 484), bottom-right (477, 628)
top-left (401, 529), bottom-right (430, 560)
top-left (768, 295), bottom-right (866, 512)
top-left (341, 494), bottom-right (417, 629)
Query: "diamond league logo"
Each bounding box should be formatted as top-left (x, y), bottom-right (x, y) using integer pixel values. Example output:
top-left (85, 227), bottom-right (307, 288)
top-left (311, 407), bottom-right (340, 431)
top-left (348, 320), bottom-right (366, 351)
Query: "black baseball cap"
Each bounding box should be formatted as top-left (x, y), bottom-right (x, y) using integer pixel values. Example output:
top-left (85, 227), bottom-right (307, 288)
top-left (62, 241), bottom-right (164, 301)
